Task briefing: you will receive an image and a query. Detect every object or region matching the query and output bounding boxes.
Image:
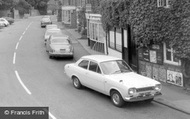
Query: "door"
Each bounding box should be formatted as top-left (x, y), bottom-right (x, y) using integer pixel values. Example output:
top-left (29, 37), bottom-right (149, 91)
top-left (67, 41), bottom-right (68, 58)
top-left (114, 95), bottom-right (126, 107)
top-left (125, 25), bottom-right (138, 72)
top-left (86, 61), bottom-right (105, 93)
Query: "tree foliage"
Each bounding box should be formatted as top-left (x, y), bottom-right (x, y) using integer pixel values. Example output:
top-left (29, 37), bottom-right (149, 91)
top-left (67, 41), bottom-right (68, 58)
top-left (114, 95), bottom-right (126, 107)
top-left (0, 0), bottom-right (16, 10)
top-left (16, 0), bottom-right (31, 15)
top-left (25, 0), bottom-right (49, 15)
top-left (78, 7), bottom-right (86, 28)
top-left (99, 0), bottom-right (190, 59)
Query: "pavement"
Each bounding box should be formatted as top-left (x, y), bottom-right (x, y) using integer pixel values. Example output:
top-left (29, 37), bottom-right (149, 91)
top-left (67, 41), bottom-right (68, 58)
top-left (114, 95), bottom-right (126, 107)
top-left (56, 21), bottom-right (190, 115)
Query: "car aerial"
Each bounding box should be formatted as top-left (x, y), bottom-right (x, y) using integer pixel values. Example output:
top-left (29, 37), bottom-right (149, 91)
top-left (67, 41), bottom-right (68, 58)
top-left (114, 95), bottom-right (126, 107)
top-left (0, 18), bottom-right (10, 27)
top-left (64, 55), bottom-right (162, 107)
top-left (41, 17), bottom-right (52, 28)
top-left (46, 24), bottom-right (58, 30)
top-left (3, 17), bottom-right (14, 24)
top-left (44, 28), bottom-right (63, 44)
top-left (46, 34), bottom-right (74, 59)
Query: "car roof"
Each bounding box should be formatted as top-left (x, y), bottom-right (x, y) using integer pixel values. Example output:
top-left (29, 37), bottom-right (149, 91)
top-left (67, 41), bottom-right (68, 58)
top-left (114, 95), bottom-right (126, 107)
top-left (81, 55), bottom-right (121, 63)
top-left (52, 34), bottom-right (69, 38)
top-left (47, 28), bottom-right (61, 32)
top-left (46, 24), bottom-right (57, 27)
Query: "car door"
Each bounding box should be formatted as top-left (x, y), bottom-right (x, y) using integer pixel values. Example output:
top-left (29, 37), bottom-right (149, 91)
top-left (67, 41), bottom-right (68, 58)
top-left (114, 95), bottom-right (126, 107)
top-left (86, 61), bottom-right (105, 93)
top-left (77, 60), bottom-right (90, 86)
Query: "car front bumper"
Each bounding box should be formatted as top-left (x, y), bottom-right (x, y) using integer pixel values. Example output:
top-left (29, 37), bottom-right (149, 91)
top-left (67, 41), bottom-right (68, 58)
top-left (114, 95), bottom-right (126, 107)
top-left (124, 91), bottom-right (162, 102)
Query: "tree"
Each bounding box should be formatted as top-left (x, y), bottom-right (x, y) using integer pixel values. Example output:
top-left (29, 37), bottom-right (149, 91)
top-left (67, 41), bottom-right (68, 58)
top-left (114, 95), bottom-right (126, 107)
top-left (16, 0), bottom-right (31, 16)
top-left (0, 0), bottom-right (16, 10)
top-left (25, 0), bottom-right (49, 15)
top-left (99, 0), bottom-right (190, 60)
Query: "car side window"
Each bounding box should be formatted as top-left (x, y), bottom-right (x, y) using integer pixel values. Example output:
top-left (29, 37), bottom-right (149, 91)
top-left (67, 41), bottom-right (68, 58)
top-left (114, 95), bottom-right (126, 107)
top-left (78, 60), bottom-right (89, 69)
top-left (89, 61), bottom-right (101, 74)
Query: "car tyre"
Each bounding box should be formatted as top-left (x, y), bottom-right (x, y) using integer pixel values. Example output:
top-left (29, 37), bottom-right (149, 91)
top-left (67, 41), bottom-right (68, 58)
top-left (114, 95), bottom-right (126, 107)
top-left (72, 77), bottom-right (82, 89)
top-left (111, 90), bottom-right (125, 107)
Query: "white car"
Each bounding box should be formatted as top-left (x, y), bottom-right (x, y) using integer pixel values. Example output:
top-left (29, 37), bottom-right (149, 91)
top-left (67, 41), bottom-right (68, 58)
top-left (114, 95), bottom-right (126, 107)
top-left (44, 28), bottom-right (62, 44)
top-left (46, 24), bottom-right (58, 30)
top-left (0, 21), bottom-right (4, 28)
top-left (46, 34), bottom-right (74, 59)
top-left (64, 55), bottom-right (162, 107)
top-left (0, 18), bottom-right (10, 27)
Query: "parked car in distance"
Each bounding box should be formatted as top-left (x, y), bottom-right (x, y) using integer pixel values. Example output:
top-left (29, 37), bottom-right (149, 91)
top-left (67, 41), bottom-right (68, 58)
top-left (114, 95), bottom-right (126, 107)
top-left (3, 17), bottom-right (14, 24)
top-left (41, 17), bottom-right (52, 28)
top-left (46, 34), bottom-right (74, 59)
top-left (42, 15), bottom-right (51, 18)
top-left (0, 18), bottom-right (10, 27)
top-left (44, 28), bottom-right (63, 44)
top-left (64, 55), bottom-right (162, 107)
top-left (0, 22), bottom-right (4, 29)
top-left (46, 24), bottom-right (58, 30)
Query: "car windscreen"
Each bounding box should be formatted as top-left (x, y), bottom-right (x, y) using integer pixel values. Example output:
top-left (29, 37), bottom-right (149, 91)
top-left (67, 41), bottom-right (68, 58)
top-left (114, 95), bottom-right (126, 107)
top-left (100, 60), bottom-right (132, 75)
top-left (51, 38), bottom-right (69, 44)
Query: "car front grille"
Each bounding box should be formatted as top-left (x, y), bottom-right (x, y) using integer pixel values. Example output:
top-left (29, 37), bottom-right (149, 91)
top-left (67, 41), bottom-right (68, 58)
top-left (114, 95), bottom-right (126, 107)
top-left (136, 87), bottom-right (154, 92)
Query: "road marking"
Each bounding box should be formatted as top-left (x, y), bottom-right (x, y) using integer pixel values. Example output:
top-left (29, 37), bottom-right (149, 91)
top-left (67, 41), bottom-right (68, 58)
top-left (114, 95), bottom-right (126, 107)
top-left (49, 112), bottom-right (57, 119)
top-left (13, 52), bottom-right (16, 64)
top-left (15, 42), bottom-right (19, 50)
top-left (15, 70), bottom-right (32, 95)
top-left (28, 22), bottom-right (33, 28)
top-left (19, 36), bottom-right (23, 41)
top-left (22, 31), bottom-right (25, 35)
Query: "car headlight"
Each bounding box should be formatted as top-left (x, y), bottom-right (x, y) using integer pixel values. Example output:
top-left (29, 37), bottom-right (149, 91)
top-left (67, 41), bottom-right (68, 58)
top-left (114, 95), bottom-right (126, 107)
top-left (128, 88), bottom-right (136, 96)
top-left (154, 84), bottom-right (162, 92)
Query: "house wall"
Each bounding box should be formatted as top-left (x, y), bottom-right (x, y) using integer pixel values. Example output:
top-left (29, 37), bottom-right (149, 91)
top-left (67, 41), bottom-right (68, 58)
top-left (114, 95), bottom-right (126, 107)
top-left (137, 44), bottom-right (186, 87)
top-left (108, 48), bottom-right (122, 58)
top-left (86, 13), bottom-right (106, 54)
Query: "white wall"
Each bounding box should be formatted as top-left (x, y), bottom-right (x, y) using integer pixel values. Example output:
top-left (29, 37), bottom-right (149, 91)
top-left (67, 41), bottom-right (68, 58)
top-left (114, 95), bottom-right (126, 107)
top-left (108, 48), bottom-right (122, 58)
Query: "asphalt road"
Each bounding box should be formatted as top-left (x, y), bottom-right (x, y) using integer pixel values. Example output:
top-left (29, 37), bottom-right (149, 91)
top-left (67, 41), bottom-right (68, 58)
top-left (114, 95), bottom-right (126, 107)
top-left (0, 16), bottom-right (189, 119)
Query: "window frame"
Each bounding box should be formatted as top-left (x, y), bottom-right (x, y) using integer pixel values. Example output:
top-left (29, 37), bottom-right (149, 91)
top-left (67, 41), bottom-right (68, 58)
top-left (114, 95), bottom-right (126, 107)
top-left (88, 61), bottom-right (102, 74)
top-left (157, 0), bottom-right (170, 8)
top-left (163, 43), bottom-right (181, 66)
top-left (78, 60), bottom-right (89, 69)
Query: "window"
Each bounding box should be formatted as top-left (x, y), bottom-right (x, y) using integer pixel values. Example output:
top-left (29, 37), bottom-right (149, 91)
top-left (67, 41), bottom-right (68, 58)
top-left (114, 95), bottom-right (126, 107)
top-left (108, 28), bottom-right (122, 52)
top-left (164, 43), bottom-right (181, 65)
top-left (115, 29), bottom-right (122, 51)
top-left (89, 61), bottom-right (101, 74)
top-left (78, 60), bottom-right (89, 69)
top-left (109, 30), bottom-right (115, 49)
top-left (157, 0), bottom-right (170, 8)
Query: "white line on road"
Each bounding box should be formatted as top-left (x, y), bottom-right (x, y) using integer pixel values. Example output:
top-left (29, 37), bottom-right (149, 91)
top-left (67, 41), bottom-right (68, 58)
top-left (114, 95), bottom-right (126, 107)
top-left (28, 22), bottom-right (33, 28)
top-left (13, 52), bottom-right (16, 64)
top-left (19, 36), bottom-right (23, 41)
top-left (15, 70), bottom-right (32, 95)
top-left (15, 42), bottom-right (19, 50)
top-left (22, 31), bottom-right (25, 35)
top-left (49, 112), bottom-right (57, 119)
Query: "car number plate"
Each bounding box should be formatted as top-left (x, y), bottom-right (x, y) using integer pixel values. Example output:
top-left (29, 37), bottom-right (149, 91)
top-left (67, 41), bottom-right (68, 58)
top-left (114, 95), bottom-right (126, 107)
top-left (60, 49), bottom-right (65, 53)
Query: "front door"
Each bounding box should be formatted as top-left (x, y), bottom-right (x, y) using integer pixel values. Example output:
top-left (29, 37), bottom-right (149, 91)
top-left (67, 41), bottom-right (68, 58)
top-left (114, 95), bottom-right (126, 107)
top-left (86, 61), bottom-right (105, 93)
top-left (123, 26), bottom-right (138, 72)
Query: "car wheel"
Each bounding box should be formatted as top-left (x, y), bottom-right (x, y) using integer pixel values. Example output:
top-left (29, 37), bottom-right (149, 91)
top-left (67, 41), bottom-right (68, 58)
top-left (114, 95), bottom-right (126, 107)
top-left (72, 77), bottom-right (82, 89)
top-left (145, 98), bottom-right (154, 103)
top-left (111, 90), bottom-right (125, 107)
